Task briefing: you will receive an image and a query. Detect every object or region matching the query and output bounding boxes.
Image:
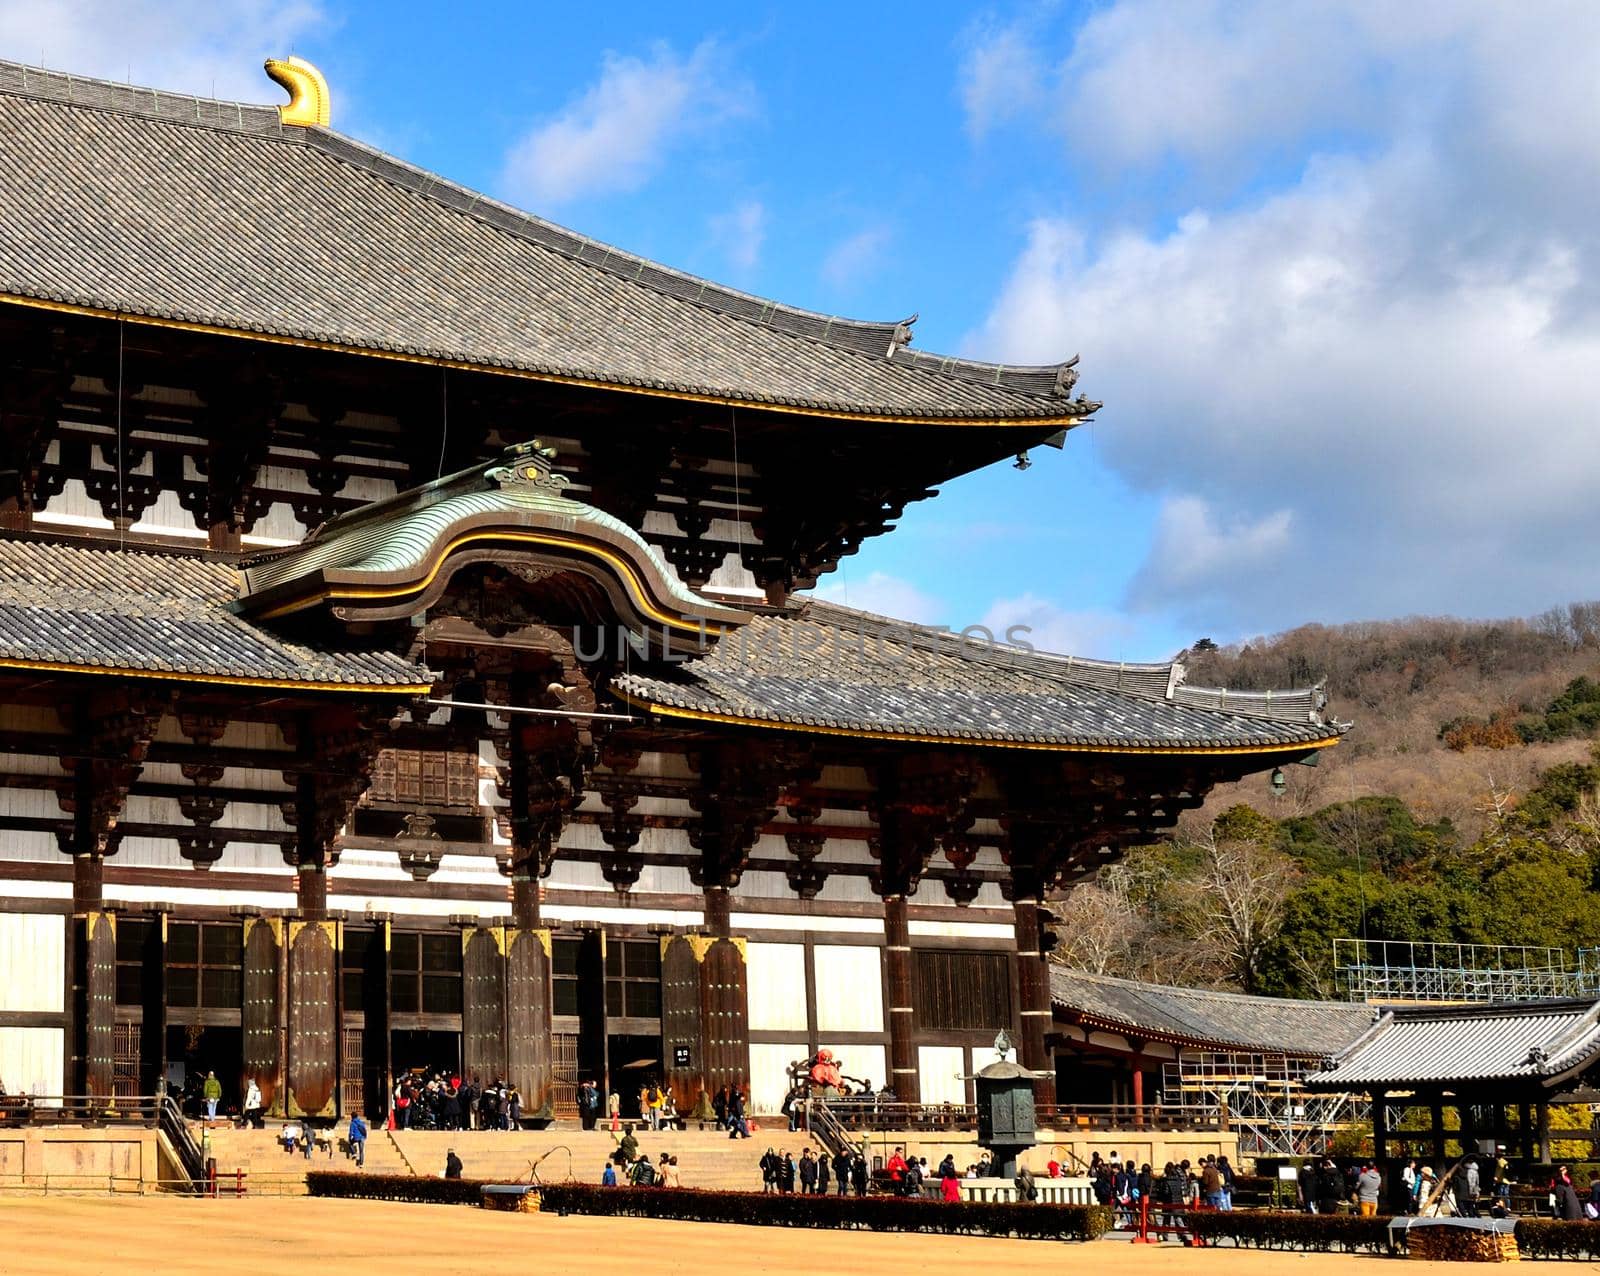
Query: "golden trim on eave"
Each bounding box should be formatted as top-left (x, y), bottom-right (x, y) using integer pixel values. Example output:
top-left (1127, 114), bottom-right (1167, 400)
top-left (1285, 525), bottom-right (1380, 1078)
top-left (0, 295), bottom-right (1087, 429)
top-left (614, 688), bottom-right (1344, 756)
top-left (254, 527), bottom-right (734, 633)
top-left (0, 654), bottom-right (430, 694)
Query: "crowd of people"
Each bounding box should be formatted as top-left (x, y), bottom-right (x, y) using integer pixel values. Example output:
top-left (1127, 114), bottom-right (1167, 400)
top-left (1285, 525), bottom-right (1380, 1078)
top-left (1083, 1150), bottom-right (1238, 1223)
top-left (392, 1070), bottom-right (522, 1131)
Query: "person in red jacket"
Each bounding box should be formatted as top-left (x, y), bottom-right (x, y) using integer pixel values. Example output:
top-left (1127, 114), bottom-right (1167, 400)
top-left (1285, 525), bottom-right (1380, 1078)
top-left (887, 1146), bottom-right (909, 1194)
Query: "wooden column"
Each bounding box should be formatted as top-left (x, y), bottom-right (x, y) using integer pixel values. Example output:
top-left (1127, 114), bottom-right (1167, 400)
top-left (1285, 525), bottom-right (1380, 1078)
top-left (685, 742), bottom-right (780, 1109)
top-left (1011, 894), bottom-right (1057, 1108)
top-left (703, 886), bottom-right (732, 938)
top-left (1536, 1100), bottom-right (1552, 1165)
top-left (1431, 1097), bottom-right (1447, 1165)
top-left (242, 917), bottom-right (284, 1116)
top-left (280, 708), bottom-right (385, 1119)
top-left (882, 893), bottom-right (919, 1105)
top-left (1373, 1090), bottom-right (1389, 1161)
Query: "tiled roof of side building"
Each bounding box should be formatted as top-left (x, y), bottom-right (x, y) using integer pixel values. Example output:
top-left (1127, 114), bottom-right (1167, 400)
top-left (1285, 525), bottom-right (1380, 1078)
top-left (0, 60), bottom-right (1097, 425)
top-left (615, 598), bottom-right (1349, 751)
top-left (1051, 967), bottom-right (1376, 1057)
top-left (0, 539), bottom-right (427, 689)
top-left (1304, 1000), bottom-right (1600, 1091)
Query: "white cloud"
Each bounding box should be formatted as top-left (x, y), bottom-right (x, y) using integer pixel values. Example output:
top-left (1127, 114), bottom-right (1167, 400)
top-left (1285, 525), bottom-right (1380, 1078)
top-left (810, 571), bottom-right (943, 626)
top-left (958, 17), bottom-right (1044, 138)
top-left (0, 0), bottom-right (325, 101)
top-left (820, 226), bottom-right (891, 291)
top-left (709, 199), bottom-right (766, 273)
top-left (979, 593), bottom-right (1147, 660)
top-left (1127, 498), bottom-right (1292, 613)
top-left (970, 3), bottom-right (1600, 633)
top-left (500, 41), bottom-right (748, 207)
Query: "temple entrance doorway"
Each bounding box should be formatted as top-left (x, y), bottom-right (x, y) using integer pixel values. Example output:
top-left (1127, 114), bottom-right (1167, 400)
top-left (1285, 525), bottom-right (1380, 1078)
top-left (609, 1034), bottom-right (664, 1118)
top-left (164, 1025), bottom-right (242, 1118)
top-left (391, 1029), bottom-right (462, 1082)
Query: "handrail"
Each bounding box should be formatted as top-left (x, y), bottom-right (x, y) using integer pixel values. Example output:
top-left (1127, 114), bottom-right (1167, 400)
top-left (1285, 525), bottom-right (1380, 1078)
top-left (0, 1094), bottom-right (164, 1125)
top-left (157, 1095), bottom-right (207, 1191)
top-left (815, 1098), bottom-right (1225, 1135)
top-left (804, 1097), bottom-right (854, 1161)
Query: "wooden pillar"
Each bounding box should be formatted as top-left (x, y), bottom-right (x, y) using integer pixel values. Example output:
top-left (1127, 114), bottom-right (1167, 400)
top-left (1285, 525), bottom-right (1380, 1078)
top-left (1131, 1058), bottom-right (1145, 1125)
top-left (1537, 1100), bottom-right (1552, 1165)
top-left (286, 918), bottom-right (338, 1119)
top-left (296, 863), bottom-right (328, 920)
top-left (1373, 1090), bottom-right (1389, 1162)
top-left (72, 854), bottom-right (104, 914)
top-left (703, 886), bottom-right (732, 938)
top-left (242, 917), bottom-right (284, 1117)
top-left (1431, 1097), bottom-right (1447, 1165)
top-left (883, 893), bottom-right (919, 1105)
top-left (1519, 1102), bottom-right (1535, 1161)
top-left (1011, 895), bottom-right (1057, 1108)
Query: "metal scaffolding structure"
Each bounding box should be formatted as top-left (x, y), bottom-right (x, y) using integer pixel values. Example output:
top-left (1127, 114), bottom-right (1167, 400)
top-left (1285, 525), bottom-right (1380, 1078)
top-left (1162, 1051), bottom-right (1369, 1158)
top-left (1333, 939), bottom-right (1600, 1004)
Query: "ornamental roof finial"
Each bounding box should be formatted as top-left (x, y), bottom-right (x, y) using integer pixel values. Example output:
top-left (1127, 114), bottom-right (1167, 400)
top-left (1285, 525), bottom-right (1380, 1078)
top-left (264, 56), bottom-right (331, 128)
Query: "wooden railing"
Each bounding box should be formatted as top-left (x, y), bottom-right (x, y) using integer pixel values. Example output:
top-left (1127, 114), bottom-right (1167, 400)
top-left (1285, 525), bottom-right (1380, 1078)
top-left (814, 1098), bottom-right (1224, 1134)
top-left (0, 1094), bottom-right (204, 1193)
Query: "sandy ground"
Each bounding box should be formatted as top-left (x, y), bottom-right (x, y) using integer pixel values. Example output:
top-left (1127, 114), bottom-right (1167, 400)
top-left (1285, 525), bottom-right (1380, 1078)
top-left (0, 1196), bottom-right (1488, 1276)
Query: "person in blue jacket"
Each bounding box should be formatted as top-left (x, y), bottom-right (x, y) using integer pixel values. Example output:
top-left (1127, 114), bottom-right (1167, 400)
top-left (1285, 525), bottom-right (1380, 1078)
top-left (601, 1163), bottom-right (618, 1186)
top-left (347, 1111), bottom-right (368, 1168)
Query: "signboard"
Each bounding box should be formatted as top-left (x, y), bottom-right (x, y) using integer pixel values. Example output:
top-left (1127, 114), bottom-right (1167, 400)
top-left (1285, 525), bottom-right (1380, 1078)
top-left (673, 1045), bottom-right (692, 1068)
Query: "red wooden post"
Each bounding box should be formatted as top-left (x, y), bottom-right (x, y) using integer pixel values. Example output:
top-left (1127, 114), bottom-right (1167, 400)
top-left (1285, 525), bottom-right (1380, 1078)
top-left (1131, 1194), bottom-right (1158, 1243)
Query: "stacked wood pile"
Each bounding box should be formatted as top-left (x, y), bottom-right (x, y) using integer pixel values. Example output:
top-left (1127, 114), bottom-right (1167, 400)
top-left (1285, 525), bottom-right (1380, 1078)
top-left (1408, 1224), bottom-right (1519, 1262)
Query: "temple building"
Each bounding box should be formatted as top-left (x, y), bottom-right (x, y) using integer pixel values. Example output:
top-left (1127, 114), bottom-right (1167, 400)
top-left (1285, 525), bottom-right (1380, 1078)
top-left (0, 57), bottom-right (1343, 1123)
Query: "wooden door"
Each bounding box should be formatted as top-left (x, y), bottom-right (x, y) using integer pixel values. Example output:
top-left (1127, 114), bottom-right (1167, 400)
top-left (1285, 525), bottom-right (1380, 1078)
top-left (81, 912), bottom-right (116, 1100)
top-left (287, 920), bottom-right (338, 1118)
top-left (462, 926), bottom-right (507, 1085)
top-left (242, 918), bottom-right (282, 1115)
top-left (700, 937), bottom-right (749, 1100)
top-left (505, 928), bottom-right (552, 1117)
top-left (660, 935), bottom-right (704, 1114)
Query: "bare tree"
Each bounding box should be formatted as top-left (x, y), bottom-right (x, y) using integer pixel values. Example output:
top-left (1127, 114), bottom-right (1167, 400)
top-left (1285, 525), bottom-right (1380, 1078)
top-left (1171, 824), bottom-right (1300, 993)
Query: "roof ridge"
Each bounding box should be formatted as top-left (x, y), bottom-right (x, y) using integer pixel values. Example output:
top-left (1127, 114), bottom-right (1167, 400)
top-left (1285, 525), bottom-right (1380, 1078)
top-left (0, 58), bottom-right (1090, 403)
top-left (793, 597), bottom-right (1332, 726)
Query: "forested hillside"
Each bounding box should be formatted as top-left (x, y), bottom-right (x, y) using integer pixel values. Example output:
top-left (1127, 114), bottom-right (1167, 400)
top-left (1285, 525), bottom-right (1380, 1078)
top-left (1053, 603), bottom-right (1600, 998)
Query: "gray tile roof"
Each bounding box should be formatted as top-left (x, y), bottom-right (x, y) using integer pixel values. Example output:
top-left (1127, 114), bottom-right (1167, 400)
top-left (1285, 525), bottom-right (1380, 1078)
top-left (1305, 1000), bottom-right (1600, 1091)
top-left (1051, 967), bottom-right (1373, 1056)
top-left (0, 60), bottom-right (1097, 424)
top-left (616, 599), bottom-right (1345, 750)
top-left (0, 539), bottom-right (426, 688)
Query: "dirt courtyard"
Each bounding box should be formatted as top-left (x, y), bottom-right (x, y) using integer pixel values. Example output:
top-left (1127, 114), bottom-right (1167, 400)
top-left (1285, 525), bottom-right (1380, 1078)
top-left (0, 1196), bottom-right (1477, 1275)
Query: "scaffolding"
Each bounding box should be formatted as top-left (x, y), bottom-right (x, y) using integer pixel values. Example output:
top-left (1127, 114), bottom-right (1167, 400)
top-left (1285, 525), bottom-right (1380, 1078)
top-left (1333, 939), bottom-right (1600, 1004)
top-left (1162, 1051), bottom-right (1368, 1158)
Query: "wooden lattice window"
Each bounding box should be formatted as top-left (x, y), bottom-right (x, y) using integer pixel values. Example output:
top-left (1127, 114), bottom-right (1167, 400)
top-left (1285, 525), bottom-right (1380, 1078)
top-left (552, 1032), bottom-right (579, 1118)
top-left (112, 1023), bottom-right (141, 1100)
top-left (913, 950), bottom-right (1012, 1032)
top-left (341, 1027), bottom-right (364, 1113)
top-left (368, 748), bottom-right (479, 809)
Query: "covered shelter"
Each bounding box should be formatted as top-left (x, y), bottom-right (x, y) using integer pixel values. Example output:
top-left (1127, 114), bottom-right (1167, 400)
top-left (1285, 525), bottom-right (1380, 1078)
top-left (1305, 999), bottom-right (1600, 1164)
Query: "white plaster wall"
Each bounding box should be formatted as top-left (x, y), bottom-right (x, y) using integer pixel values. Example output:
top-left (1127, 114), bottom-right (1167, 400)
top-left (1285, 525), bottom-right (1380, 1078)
top-left (0, 1027), bottom-right (64, 1096)
top-left (814, 946), bottom-right (882, 1034)
top-left (0, 914), bottom-right (63, 1012)
top-left (823, 1043), bottom-right (885, 1095)
top-left (746, 942), bottom-right (807, 1032)
top-left (748, 1042), bottom-right (801, 1116)
top-left (918, 1045), bottom-right (967, 1106)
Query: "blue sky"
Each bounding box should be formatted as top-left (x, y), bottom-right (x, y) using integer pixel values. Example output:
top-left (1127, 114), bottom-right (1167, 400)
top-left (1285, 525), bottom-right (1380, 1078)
top-left (6, 1), bottom-right (1599, 662)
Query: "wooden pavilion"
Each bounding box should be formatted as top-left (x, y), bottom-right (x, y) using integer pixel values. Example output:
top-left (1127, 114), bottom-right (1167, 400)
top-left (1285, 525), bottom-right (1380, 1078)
top-left (0, 57), bottom-right (1344, 1122)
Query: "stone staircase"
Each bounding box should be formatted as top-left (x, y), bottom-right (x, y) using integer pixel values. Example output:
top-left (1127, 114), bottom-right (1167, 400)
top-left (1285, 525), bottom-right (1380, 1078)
top-left (193, 1121), bottom-right (815, 1193)
top-left (194, 1124), bottom-right (411, 1194)
top-left (393, 1126), bottom-right (809, 1191)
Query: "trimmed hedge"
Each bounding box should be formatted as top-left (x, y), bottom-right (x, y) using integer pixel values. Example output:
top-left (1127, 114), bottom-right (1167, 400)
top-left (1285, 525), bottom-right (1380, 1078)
top-left (1516, 1219), bottom-right (1600, 1261)
top-left (307, 1172), bottom-right (483, 1205)
top-left (1183, 1211), bottom-right (1600, 1259)
top-left (305, 1173), bottom-right (1111, 1240)
top-left (1180, 1211), bottom-right (1393, 1253)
